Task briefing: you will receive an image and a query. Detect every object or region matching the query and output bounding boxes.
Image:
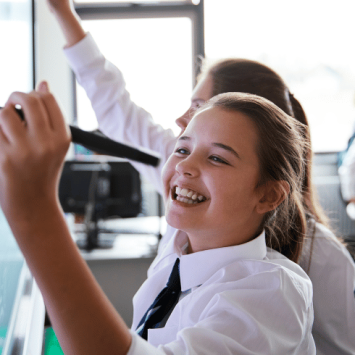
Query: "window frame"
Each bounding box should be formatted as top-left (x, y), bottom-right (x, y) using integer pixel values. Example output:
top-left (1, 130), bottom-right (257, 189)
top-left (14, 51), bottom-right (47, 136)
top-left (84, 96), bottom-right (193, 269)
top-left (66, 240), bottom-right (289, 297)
top-left (72, 1), bottom-right (204, 126)
top-left (74, 1), bottom-right (204, 83)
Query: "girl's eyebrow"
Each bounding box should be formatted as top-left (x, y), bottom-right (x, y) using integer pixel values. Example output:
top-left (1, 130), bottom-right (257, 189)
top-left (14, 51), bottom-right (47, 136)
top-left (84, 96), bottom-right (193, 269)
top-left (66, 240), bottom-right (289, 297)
top-left (212, 143), bottom-right (241, 159)
top-left (178, 136), bottom-right (240, 159)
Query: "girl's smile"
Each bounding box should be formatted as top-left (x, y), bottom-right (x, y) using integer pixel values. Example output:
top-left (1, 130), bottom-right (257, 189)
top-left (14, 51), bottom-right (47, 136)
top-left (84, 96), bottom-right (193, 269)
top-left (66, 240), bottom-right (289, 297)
top-left (171, 186), bottom-right (208, 205)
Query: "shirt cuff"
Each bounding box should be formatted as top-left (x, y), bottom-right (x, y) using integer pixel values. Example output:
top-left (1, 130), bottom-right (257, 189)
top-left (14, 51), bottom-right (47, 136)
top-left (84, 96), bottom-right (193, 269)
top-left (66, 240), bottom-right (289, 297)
top-left (127, 331), bottom-right (165, 355)
top-left (63, 32), bottom-right (102, 73)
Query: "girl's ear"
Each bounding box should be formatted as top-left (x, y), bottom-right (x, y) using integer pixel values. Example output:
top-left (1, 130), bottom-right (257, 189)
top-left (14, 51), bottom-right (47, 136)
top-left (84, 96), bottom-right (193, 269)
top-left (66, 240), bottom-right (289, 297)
top-left (256, 181), bottom-right (290, 215)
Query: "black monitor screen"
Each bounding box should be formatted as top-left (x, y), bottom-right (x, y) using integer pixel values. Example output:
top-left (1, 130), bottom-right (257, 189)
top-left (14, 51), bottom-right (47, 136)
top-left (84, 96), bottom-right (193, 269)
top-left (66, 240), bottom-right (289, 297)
top-left (59, 161), bottom-right (142, 220)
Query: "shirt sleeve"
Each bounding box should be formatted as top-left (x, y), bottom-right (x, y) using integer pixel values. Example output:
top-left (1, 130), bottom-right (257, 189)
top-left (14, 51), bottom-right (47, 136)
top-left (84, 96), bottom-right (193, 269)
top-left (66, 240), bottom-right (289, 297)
top-left (127, 331), bottom-right (166, 355)
top-left (63, 33), bottom-right (177, 195)
top-left (301, 222), bottom-right (355, 354)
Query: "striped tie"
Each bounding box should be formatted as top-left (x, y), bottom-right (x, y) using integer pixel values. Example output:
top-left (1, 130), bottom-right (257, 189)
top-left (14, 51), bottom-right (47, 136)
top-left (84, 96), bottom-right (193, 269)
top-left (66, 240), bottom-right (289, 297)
top-left (136, 258), bottom-right (181, 340)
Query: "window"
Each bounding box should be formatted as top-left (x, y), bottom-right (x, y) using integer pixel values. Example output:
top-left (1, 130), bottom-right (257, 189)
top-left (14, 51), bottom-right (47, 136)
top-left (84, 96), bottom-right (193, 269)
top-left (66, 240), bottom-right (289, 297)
top-left (75, 1), bottom-right (203, 135)
top-left (0, 0), bottom-right (34, 106)
top-left (75, 0), bottom-right (198, 3)
top-left (76, 17), bottom-right (193, 134)
top-left (0, 0), bottom-right (33, 350)
top-left (204, 0), bottom-right (355, 152)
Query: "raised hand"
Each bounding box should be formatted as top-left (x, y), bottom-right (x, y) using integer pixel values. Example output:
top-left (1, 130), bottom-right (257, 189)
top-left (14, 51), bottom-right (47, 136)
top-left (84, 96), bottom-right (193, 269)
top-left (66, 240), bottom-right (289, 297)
top-left (46, 0), bottom-right (72, 15)
top-left (45, 0), bottom-right (86, 47)
top-left (0, 82), bottom-right (71, 222)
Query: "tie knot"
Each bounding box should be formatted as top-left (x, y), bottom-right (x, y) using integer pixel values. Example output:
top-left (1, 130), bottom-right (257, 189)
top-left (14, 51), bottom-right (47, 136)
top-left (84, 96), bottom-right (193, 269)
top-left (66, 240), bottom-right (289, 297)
top-left (166, 258), bottom-right (180, 291)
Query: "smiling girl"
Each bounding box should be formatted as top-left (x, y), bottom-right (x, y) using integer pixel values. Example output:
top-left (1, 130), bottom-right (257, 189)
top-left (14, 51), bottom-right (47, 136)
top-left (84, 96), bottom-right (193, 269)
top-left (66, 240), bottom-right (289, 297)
top-left (0, 88), bottom-right (315, 354)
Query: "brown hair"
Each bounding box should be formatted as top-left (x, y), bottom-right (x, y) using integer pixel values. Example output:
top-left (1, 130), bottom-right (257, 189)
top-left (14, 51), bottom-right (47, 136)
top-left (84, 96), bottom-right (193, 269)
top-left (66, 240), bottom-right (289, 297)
top-left (203, 58), bottom-right (328, 227)
top-left (202, 92), bottom-right (308, 263)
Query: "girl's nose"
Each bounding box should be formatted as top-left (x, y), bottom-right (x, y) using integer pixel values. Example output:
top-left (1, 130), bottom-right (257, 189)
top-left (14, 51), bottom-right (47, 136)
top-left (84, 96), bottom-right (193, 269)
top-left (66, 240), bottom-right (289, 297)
top-left (175, 154), bottom-right (200, 178)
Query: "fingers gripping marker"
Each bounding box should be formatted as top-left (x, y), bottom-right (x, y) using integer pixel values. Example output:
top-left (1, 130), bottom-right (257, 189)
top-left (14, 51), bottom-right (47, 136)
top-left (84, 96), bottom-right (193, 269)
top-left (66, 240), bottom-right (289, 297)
top-left (0, 106), bottom-right (160, 167)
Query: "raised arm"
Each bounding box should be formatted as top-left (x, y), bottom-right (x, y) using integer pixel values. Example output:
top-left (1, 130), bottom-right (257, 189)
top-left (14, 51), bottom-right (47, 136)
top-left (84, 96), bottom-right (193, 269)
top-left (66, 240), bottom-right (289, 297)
top-left (0, 86), bottom-right (132, 355)
top-left (46, 0), bottom-right (177, 195)
top-left (46, 0), bottom-right (86, 47)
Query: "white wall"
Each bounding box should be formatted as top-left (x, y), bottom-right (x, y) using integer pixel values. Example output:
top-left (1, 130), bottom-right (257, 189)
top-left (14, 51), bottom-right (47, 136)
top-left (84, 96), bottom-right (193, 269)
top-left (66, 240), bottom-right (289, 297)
top-left (35, 0), bottom-right (74, 124)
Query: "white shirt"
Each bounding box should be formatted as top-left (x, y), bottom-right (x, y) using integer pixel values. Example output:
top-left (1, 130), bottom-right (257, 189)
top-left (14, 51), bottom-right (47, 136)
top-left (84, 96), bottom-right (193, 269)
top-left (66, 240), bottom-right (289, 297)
top-left (64, 33), bottom-right (355, 354)
top-left (298, 220), bottom-right (355, 355)
top-left (154, 223), bottom-right (355, 354)
top-left (128, 230), bottom-right (315, 354)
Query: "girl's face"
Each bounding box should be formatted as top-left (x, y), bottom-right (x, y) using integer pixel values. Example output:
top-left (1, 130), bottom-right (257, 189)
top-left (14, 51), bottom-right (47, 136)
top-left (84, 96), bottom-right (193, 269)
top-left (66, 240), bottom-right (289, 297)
top-left (162, 106), bottom-right (267, 253)
top-left (175, 75), bottom-right (213, 133)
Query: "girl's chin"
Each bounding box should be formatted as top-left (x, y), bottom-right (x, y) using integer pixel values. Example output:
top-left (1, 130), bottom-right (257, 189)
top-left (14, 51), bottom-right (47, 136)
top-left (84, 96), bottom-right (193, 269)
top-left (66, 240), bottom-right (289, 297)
top-left (165, 214), bottom-right (183, 230)
top-left (165, 212), bottom-right (195, 231)
top-left (165, 199), bottom-right (208, 231)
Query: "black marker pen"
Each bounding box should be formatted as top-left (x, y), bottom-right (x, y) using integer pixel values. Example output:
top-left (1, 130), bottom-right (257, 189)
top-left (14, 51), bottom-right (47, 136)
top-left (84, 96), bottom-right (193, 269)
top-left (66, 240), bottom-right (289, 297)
top-left (0, 106), bottom-right (160, 167)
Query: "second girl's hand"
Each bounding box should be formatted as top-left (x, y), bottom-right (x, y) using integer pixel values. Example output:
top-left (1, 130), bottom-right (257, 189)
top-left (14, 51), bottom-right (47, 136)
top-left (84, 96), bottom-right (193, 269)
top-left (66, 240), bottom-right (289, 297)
top-left (46, 0), bottom-right (86, 47)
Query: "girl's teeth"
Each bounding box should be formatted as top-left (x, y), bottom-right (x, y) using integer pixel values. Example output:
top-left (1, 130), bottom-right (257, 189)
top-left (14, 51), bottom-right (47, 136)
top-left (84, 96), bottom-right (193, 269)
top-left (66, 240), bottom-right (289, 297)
top-left (174, 186), bottom-right (206, 203)
top-left (180, 188), bottom-right (188, 197)
top-left (175, 194), bottom-right (200, 205)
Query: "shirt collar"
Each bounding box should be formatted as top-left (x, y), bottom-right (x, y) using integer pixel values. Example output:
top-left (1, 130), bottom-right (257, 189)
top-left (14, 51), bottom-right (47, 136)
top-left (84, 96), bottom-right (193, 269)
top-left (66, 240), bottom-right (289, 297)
top-left (155, 229), bottom-right (267, 292)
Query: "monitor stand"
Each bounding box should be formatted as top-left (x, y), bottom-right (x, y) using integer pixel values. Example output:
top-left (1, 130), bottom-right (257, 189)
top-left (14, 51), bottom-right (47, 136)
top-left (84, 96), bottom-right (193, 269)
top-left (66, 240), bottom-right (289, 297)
top-left (76, 225), bottom-right (115, 251)
top-left (76, 203), bottom-right (115, 251)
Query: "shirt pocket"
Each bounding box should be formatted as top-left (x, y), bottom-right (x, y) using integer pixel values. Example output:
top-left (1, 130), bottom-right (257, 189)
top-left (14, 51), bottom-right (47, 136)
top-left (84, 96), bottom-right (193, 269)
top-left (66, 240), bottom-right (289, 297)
top-left (148, 325), bottom-right (179, 347)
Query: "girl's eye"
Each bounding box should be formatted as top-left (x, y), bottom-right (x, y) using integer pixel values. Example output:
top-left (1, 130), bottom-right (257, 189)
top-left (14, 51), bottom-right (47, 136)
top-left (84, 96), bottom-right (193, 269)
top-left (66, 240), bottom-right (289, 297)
top-left (190, 102), bottom-right (202, 113)
top-left (209, 156), bottom-right (228, 165)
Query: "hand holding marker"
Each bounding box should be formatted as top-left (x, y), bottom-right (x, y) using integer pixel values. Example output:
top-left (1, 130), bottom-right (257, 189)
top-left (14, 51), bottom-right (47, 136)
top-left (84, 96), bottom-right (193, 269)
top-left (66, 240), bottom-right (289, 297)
top-left (0, 105), bottom-right (160, 167)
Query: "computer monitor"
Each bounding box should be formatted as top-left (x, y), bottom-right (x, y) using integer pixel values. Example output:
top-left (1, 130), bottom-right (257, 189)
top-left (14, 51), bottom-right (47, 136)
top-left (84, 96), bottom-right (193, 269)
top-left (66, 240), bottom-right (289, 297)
top-left (59, 160), bottom-right (142, 250)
